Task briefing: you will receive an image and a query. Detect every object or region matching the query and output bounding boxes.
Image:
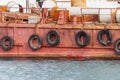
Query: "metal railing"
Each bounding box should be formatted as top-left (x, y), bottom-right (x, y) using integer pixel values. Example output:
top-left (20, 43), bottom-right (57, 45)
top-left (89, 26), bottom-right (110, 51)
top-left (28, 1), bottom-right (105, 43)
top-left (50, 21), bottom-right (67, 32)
top-left (80, 7), bottom-right (120, 23)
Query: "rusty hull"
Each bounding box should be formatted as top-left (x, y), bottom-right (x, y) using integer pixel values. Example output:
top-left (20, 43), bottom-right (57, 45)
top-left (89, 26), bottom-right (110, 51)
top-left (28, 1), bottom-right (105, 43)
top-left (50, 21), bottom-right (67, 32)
top-left (0, 23), bottom-right (119, 60)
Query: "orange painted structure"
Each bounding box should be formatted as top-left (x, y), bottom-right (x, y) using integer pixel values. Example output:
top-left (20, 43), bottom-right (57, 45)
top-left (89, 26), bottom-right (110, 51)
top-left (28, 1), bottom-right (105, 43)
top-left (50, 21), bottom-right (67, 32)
top-left (0, 7), bottom-right (120, 60)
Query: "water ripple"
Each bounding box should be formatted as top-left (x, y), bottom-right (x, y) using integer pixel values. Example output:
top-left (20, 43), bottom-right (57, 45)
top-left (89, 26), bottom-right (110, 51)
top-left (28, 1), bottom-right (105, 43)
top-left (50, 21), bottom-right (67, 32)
top-left (0, 60), bottom-right (119, 80)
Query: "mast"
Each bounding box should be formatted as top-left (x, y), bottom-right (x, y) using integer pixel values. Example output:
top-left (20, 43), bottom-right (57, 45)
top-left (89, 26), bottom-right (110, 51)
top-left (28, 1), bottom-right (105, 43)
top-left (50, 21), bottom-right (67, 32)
top-left (26, 0), bottom-right (29, 13)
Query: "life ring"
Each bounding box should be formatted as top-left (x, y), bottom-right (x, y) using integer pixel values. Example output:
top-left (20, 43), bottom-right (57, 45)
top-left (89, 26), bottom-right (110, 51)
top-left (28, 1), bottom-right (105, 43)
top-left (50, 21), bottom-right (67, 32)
top-left (28, 34), bottom-right (42, 50)
top-left (0, 36), bottom-right (13, 50)
top-left (97, 29), bottom-right (112, 46)
top-left (7, 1), bottom-right (23, 13)
top-left (114, 38), bottom-right (120, 55)
top-left (46, 30), bottom-right (60, 46)
top-left (75, 31), bottom-right (90, 47)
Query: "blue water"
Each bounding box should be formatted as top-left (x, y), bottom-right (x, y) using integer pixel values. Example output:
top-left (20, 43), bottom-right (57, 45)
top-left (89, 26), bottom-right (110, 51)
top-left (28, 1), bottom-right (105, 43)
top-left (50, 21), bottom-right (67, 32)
top-left (0, 59), bottom-right (120, 80)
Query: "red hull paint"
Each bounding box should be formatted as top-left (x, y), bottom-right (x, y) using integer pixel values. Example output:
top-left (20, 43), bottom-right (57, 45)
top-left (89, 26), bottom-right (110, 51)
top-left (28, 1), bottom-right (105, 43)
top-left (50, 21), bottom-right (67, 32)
top-left (0, 23), bottom-right (119, 59)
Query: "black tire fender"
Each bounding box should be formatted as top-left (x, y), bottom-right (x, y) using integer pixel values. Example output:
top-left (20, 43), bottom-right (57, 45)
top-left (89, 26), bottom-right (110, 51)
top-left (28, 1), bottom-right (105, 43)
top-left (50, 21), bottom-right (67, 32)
top-left (75, 31), bottom-right (90, 47)
top-left (28, 34), bottom-right (42, 50)
top-left (46, 30), bottom-right (60, 46)
top-left (114, 38), bottom-right (120, 55)
top-left (0, 36), bottom-right (14, 50)
top-left (97, 29), bottom-right (112, 46)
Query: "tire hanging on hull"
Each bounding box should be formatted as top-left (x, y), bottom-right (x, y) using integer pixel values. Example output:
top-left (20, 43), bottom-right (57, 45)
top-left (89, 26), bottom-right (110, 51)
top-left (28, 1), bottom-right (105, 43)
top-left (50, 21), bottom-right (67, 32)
top-left (114, 38), bottom-right (120, 55)
top-left (46, 30), bottom-right (60, 46)
top-left (75, 30), bottom-right (90, 47)
top-left (97, 29), bottom-right (112, 46)
top-left (28, 34), bottom-right (42, 50)
top-left (0, 36), bottom-right (14, 50)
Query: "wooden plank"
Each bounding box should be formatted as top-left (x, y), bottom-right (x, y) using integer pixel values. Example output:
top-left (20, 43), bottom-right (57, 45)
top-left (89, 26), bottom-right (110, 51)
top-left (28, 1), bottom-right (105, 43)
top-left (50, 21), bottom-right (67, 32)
top-left (1, 12), bottom-right (37, 23)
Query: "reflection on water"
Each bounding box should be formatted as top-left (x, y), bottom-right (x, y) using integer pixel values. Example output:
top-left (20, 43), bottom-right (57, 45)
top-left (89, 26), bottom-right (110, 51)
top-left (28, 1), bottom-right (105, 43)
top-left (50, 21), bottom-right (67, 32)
top-left (0, 59), bottom-right (120, 80)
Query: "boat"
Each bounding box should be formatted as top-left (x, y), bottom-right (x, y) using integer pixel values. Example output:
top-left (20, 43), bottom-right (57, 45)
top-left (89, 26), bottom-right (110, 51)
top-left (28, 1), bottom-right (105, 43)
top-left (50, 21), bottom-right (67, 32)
top-left (0, 0), bottom-right (120, 60)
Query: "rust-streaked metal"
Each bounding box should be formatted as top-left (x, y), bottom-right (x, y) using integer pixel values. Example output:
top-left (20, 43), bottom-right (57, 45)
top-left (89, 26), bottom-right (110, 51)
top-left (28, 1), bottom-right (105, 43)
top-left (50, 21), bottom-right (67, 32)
top-left (0, 7), bottom-right (120, 60)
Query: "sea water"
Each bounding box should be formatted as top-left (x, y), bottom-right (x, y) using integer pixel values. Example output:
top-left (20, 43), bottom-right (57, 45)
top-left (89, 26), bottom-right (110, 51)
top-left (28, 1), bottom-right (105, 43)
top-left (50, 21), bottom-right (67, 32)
top-left (0, 59), bottom-right (120, 80)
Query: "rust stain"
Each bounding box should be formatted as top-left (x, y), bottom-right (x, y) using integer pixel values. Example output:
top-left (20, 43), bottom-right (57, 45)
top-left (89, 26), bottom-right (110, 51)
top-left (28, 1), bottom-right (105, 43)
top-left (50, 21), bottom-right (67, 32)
top-left (71, 0), bottom-right (86, 7)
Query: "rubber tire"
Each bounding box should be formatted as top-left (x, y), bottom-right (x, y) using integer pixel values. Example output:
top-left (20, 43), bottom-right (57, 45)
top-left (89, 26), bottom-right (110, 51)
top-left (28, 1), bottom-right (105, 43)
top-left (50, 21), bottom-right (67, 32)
top-left (114, 38), bottom-right (120, 55)
top-left (0, 36), bottom-right (13, 50)
top-left (97, 29), bottom-right (112, 46)
top-left (75, 31), bottom-right (90, 47)
top-left (28, 34), bottom-right (42, 50)
top-left (46, 30), bottom-right (60, 46)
